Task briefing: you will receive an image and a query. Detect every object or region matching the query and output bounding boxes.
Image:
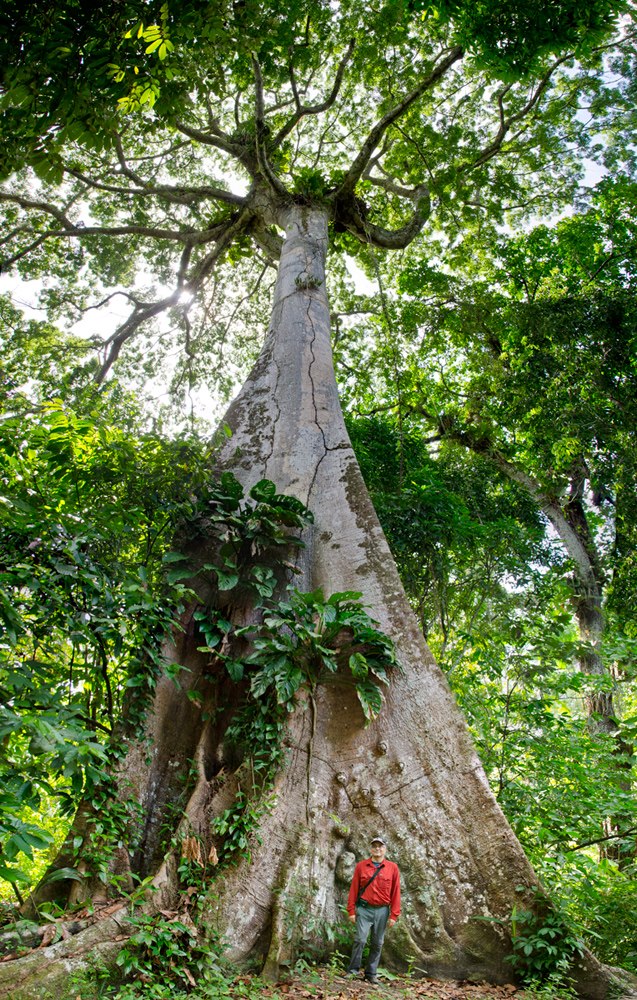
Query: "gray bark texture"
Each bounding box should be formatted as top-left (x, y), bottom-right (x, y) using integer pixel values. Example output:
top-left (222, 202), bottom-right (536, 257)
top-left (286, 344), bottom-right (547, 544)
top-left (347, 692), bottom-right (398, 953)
top-left (490, 455), bottom-right (619, 734)
top-left (1, 205), bottom-right (634, 1000)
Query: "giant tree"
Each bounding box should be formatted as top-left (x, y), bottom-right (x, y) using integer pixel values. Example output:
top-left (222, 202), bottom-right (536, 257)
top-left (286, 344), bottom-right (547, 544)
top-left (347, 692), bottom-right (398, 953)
top-left (0, 2), bottom-right (634, 997)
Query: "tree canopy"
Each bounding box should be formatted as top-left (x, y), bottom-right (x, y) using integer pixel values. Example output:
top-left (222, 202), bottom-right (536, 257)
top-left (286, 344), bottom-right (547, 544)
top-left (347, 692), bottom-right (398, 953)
top-left (0, 0), bottom-right (631, 390)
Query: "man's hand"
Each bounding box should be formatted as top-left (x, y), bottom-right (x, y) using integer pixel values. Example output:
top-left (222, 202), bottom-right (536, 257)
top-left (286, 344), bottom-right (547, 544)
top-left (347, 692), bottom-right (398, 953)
top-left (349, 914), bottom-right (356, 923)
top-left (389, 918), bottom-right (396, 927)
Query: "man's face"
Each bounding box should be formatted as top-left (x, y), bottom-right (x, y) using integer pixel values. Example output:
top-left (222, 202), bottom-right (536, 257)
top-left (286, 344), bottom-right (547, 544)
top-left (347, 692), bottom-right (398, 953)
top-left (370, 841), bottom-right (386, 861)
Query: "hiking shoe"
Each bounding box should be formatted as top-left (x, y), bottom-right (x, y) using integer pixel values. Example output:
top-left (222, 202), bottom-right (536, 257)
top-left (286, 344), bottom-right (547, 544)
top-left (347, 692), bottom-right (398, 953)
top-left (364, 976), bottom-right (379, 984)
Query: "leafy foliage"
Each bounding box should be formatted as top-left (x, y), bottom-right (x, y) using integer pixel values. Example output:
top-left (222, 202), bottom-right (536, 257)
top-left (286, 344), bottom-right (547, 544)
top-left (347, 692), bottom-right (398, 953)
top-left (211, 790), bottom-right (276, 865)
top-left (0, 390), bottom-right (213, 893)
top-left (184, 473), bottom-right (314, 600)
top-left (115, 905), bottom-right (222, 992)
top-left (1, 0), bottom-right (623, 177)
top-left (239, 588), bottom-right (396, 722)
top-left (507, 894), bottom-right (585, 983)
top-left (414, 0), bottom-right (624, 77)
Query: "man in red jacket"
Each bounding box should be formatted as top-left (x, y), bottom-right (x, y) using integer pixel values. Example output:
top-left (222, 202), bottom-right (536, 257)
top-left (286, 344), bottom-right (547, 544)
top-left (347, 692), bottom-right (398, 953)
top-left (346, 835), bottom-right (401, 983)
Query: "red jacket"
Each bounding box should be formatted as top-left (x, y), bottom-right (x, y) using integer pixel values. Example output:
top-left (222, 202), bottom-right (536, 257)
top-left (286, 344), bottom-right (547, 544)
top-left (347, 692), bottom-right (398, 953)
top-left (347, 858), bottom-right (401, 921)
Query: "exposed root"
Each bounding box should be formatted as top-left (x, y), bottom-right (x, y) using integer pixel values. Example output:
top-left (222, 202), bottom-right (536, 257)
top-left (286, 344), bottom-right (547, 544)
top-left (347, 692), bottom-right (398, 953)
top-left (0, 908), bottom-right (129, 1000)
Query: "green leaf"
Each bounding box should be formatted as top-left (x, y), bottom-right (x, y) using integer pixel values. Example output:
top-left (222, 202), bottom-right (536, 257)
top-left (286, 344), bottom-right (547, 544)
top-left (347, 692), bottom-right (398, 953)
top-left (167, 566), bottom-right (191, 584)
top-left (355, 680), bottom-right (384, 723)
top-left (249, 479), bottom-right (277, 503)
top-left (328, 591), bottom-right (363, 604)
top-left (225, 659), bottom-right (244, 682)
top-left (215, 568), bottom-right (239, 590)
top-left (218, 472), bottom-right (244, 507)
top-left (162, 551), bottom-right (187, 564)
top-left (41, 866), bottom-right (84, 885)
top-left (349, 652), bottom-right (369, 680)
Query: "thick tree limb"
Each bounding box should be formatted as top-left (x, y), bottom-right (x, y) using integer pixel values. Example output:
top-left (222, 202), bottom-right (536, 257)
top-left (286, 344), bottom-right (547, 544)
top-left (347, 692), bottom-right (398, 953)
top-left (333, 46), bottom-right (464, 200)
top-left (0, 191), bottom-right (238, 272)
top-left (363, 166), bottom-right (428, 202)
top-left (479, 448), bottom-right (596, 583)
top-left (335, 182), bottom-right (431, 249)
top-left (96, 292), bottom-right (184, 383)
top-left (272, 39), bottom-right (356, 149)
top-left (0, 191), bottom-right (72, 228)
top-left (492, 459), bottom-right (597, 584)
top-left (411, 400), bottom-right (600, 588)
top-left (95, 209), bottom-right (252, 382)
top-left (65, 167), bottom-right (246, 208)
top-left (460, 54), bottom-right (572, 173)
top-left (171, 118), bottom-right (248, 164)
top-left (251, 53), bottom-right (290, 197)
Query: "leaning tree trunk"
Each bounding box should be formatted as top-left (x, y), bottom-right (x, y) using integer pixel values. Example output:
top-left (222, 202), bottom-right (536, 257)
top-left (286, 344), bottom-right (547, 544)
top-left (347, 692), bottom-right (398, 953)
top-left (574, 589), bottom-right (635, 864)
top-left (1, 205), bottom-right (632, 1000)
top-left (480, 454), bottom-right (634, 866)
top-left (574, 586), bottom-right (616, 733)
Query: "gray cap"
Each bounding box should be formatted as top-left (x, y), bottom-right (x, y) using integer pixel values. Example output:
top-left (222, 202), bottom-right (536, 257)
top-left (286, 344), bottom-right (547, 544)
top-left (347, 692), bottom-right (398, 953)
top-left (370, 835), bottom-right (386, 845)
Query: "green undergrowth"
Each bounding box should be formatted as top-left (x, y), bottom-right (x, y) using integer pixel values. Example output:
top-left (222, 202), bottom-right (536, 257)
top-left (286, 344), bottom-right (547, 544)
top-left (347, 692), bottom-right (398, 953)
top-left (54, 961), bottom-right (504, 1000)
top-left (0, 397), bottom-right (219, 900)
top-left (1, 423), bottom-right (399, 983)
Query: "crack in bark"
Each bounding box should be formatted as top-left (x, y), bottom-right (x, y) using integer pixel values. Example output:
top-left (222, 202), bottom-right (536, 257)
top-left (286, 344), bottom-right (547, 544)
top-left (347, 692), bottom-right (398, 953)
top-left (305, 293), bottom-right (330, 510)
top-left (306, 690), bottom-right (317, 823)
top-left (387, 773), bottom-right (429, 797)
top-left (262, 344), bottom-right (282, 476)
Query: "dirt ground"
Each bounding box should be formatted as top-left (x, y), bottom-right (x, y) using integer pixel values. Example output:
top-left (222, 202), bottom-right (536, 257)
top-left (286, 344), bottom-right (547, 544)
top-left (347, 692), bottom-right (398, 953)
top-left (250, 967), bottom-right (525, 1000)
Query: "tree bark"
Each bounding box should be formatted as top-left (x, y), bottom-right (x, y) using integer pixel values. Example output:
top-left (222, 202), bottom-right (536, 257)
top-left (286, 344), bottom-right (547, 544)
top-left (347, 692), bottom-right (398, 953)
top-left (202, 204), bottom-right (530, 980)
top-left (485, 452), bottom-right (621, 733)
top-left (0, 205), bottom-right (630, 1000)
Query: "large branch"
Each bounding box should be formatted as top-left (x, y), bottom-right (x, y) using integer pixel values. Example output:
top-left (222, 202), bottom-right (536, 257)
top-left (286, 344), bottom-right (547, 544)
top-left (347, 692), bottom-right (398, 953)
top-left (251, 54), bottom-right (290, 197)
top-left (336, 183), bottom-right (431, 249)
top-left (409, 395), bottom-right (602, 589)
top-left (0, 192), bottom-right (237, 269)
top-left (459, 53), bottom-right (573, 174)
top-left (95, 291), bottom-right (183, 384)
top-left (362, 165), bottom-right (426, 201)
top-left (171, 118), bottom-right (250, 168)
top-left (272, 39), bottom-right (356, 149)
top-left (487, 452), bottom-right (600, 589)
top-left (65, 167), bottom-right (246, 208)
top-left (247, 219), bottom-right (284, 264)
top-left (333, 45), bottom-right (463, 200)
top-left (95, 207), bottom-right (252, 382)
top-left (433, 413), bottom-right (602, 589)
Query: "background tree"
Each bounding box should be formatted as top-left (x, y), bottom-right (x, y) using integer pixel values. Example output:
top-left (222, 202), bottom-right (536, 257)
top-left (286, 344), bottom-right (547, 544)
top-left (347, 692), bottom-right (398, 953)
top-left (342, 174), bottom-right (637, 733)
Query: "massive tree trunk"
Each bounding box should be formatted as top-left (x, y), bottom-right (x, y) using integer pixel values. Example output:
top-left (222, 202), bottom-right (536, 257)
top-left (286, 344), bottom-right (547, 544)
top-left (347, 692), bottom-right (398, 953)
top-left (0, 206), bottom-right (631, 1000)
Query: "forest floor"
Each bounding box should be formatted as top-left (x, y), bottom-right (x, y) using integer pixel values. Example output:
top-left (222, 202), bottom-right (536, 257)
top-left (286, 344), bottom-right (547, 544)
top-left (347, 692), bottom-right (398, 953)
top-left (237, 967), bottom-right (528, 1000)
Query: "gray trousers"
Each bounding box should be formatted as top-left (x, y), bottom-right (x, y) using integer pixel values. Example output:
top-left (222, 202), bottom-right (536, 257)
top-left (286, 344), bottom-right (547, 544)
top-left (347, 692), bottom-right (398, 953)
top-left (347, 901), bottom-right (390, 978)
